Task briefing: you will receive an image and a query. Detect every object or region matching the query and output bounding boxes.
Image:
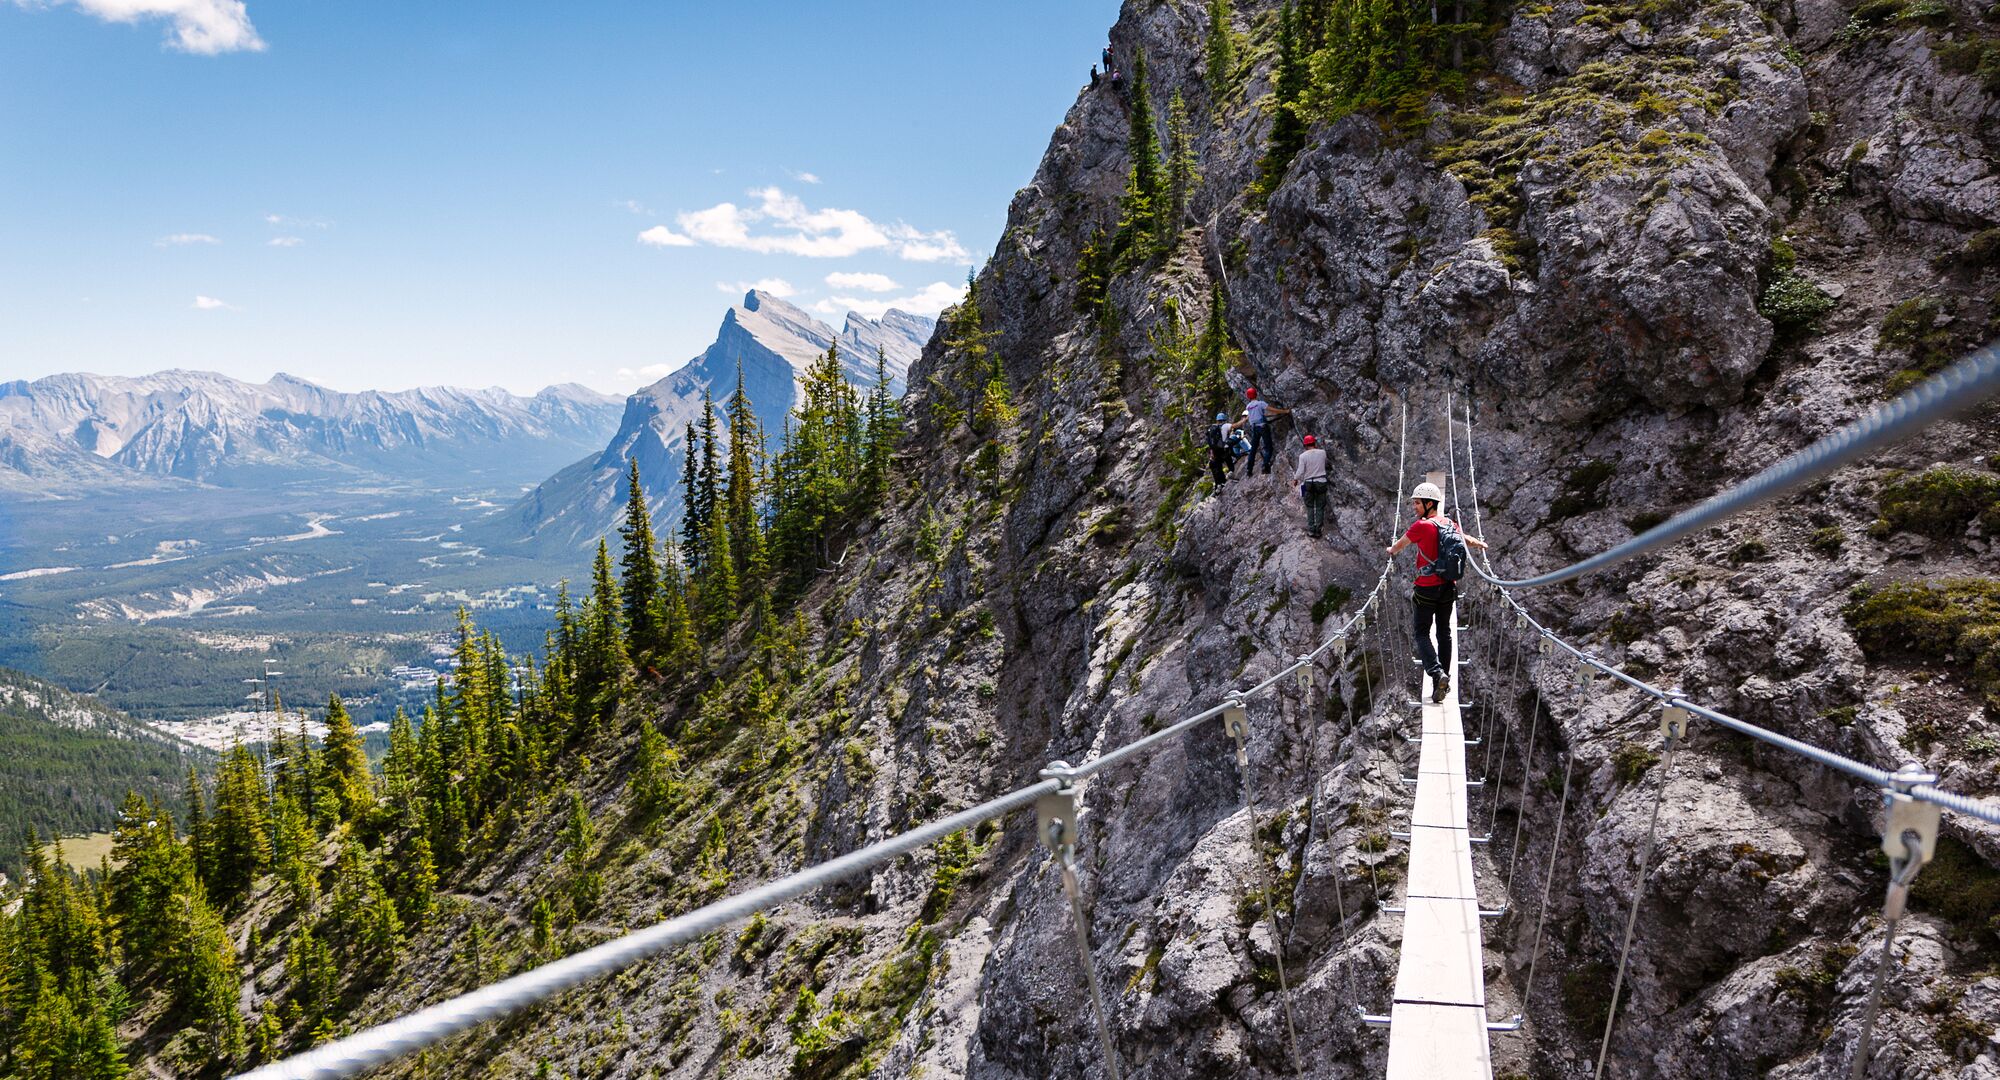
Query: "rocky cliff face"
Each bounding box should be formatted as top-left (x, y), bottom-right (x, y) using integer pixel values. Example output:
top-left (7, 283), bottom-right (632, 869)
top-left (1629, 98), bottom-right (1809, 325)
top-left (500, 291), bottom-right (932, 552)
top-left (323, 1), bottom-right (1998, 1077)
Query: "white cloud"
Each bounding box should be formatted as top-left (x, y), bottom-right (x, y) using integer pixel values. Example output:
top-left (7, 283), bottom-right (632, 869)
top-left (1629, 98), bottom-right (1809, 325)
top-left (25, 0), bottom-right (265, 54)
top-left (824, 271), bottom-right (898, 293)
top-left (885, 223), bottom-right (969, 262)
top-left (815, 280), bottom-right (964, 320)
top-left (788, 169), bottom-right (822, 185)
top-left (267, 235), bottom-right (302, 247)
top-left (191, 295), bottom-right (233, 310)
top-left (637, 225), bottom-right (695, 247)
top-left (615, 199), bottom-right (652, 216)
top-left (155, 232), bottom-right (219, 246)
top-left (667, 186), bottom-right (963, 262)
top-left (262, 212), bottom-right (329, 229)
top-left (716, 278), bottom-right (797, 298)
top-left (615, 363), bottom-right (677, 382)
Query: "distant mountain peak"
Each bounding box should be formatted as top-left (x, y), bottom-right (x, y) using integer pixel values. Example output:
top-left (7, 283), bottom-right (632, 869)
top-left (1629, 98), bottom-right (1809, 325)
top-left (501, 293), bottom-right (936, 551)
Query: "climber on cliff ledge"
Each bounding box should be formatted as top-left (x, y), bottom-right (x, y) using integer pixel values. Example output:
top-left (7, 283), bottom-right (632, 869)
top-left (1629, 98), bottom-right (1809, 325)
top-left (1236, 386), bottom-right (1291, 476)
top-left (1294, 435), bottom-right (1328, 538)
top-left (1386, 482), bottom-right (1489, 703)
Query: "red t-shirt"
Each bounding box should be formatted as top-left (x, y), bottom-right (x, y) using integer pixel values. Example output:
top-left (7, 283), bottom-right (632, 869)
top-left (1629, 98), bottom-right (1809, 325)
top-left (1404, 516), bottom-right (1457, 587)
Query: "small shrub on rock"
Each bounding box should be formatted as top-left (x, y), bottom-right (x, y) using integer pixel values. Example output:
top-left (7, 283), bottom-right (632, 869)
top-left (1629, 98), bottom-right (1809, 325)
top-left (1758, 271), bottom-right (1837, 335)
top-left (1845, 578), bottom-right (2000, 709)
top-left (1872, 466), bottom-right (2000, 539)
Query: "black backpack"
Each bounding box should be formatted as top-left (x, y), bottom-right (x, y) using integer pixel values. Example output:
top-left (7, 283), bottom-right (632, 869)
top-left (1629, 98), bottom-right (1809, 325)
top-left (1429, 517), bottom-right (1468, 584)
top-left (1205, 423), bottom-right (1227, 452)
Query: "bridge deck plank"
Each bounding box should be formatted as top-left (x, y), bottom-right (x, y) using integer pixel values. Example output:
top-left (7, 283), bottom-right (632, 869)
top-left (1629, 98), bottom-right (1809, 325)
top-left (1386, 621), bottom-right (1491, 1078)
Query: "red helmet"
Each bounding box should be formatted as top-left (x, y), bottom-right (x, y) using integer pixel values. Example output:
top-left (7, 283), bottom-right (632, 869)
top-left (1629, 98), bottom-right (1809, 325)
top-left (1302, 434), bottom-right (1316, 446)
top-left (1245, 386), bottom-right (1258, 399)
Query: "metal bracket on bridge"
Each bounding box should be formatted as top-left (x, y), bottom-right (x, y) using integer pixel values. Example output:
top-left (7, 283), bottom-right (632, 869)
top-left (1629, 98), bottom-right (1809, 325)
top-left (1479, 901), bottom-right (1510, 918)
top-left (1661, 703), bottom-right (1691, 744)
top-left (1576, 657), bottom-right (1598, 686)
top-left (1296, 656), bottom-right (1314, 696)
top-left (1486, 1014), bottom-right (1526, 1033)
top-left (1331, 633), bottom-right (1347, 660)
top-left (1359, 1008), bottom-right (1394, 1027)
top-left (1880, 767), bottom-right (1943, 875)
top-left (1035, 762), bottom-right (1082, 859)
top-left (1222, 695), bottom-right (1251, 767)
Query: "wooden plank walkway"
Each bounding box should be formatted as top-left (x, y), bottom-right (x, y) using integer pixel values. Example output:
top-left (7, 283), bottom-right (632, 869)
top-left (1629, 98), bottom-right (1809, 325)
top-left (1385, 621), bottom-right (1493, 1080)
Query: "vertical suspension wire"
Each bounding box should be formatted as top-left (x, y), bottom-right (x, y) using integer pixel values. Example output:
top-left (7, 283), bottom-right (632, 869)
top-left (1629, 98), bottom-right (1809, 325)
top-left (1518, 746), bottom-right (1579, 1032)
top-left (1591, 737), bottom-right (1682, 1078)
top-left (1505, 635), bottom-right (1550, 892)
top-left (1849, 832), bottom-right (1925, 1080)
top-left (1487, 629), bottom-right (1528, 834)
top-left (1229, 703), bottom-right (1304, 1073)
top-left (1392, 397), bottom-right (1410, 542)
top-left (1056, 848), bottom-right (1123, 1080)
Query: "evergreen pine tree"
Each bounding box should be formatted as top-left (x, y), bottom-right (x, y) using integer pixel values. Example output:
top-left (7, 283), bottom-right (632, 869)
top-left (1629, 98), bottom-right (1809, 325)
top-left (694, 390), bottom-right (722, 567)
top-left (859, 348), bottom-right (900, 503)
top-left (1257, 2), bottom-right (1310, 196)
top-left (1164, 89), bottom-right (1201, 240)
top-left (182, 764), bottom-right (207, 883)
top-left (1205, 0), bottom-right (1239, 99)
top-left (618, 457), bottom-right (664, 656)
top-left (1197, 280), bottom-right (1239, 414)
top-left (680, 421), bottom-right (705, 576)
top-left (321, 693), bottom-right (373, 824)
top-left (204, 745), bottom-right (270, 906)
top-left (574, 540), bottom-right (628, 730)
top-left (723, 363), bottom-right (767, 590)
top-left (166, 886), bottom-right (244, 1054)
top-left (1115, 47), bottom-right (1167, 261)
top-left (658, 540), bottom-right (699, 667)
top-left (629, 721), bottom-right (680, 818)
top-left (380, 708), bottom-right (420, 827)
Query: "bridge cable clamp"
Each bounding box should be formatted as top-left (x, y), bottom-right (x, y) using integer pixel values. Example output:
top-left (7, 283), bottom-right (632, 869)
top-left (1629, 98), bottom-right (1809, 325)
top-left (1297, 656), bottom-right (1314, 695)
top-left (1660, 703), bottom-right (1691, 744)
top-left (1035, 761), bottom-right (1082, 860)
top-left (1222, 694), bottom-right (1251, 767)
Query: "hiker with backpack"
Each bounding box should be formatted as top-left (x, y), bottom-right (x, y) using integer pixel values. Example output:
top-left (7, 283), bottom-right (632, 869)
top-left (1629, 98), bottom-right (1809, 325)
top-left (1385, 482), bottom-right (1489, 702)
top-left (1205, 412), bottom-right (1235, 485)
top-left (1294, 435), bottom-right (1329, 538)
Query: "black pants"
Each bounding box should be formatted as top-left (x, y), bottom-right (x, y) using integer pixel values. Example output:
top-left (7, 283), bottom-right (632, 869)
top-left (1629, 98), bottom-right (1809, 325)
top-left (1412, 583), bottom-right (1455, 675)
top-left (1209, 447), bottom-right (1231, 485)
top-left (1247, 422), bottom-right (1274, 473)
top-left (1301, 480), bottom-right (1328, 536)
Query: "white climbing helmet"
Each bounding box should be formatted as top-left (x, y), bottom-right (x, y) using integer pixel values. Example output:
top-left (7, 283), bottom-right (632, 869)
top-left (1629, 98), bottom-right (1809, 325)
top-left (1410, 482), bottom-right (1445, 502)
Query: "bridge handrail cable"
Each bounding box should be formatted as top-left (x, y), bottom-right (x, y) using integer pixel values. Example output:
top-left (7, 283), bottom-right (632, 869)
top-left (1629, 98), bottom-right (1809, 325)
top-left (235, 475), bottom-right (1406, 1078)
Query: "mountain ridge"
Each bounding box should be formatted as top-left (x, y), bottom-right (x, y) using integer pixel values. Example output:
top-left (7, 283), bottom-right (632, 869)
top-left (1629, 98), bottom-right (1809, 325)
top-left (496, 289), bottom-right (933, 552)
top-left (0, 370), bottom-right (625, 493)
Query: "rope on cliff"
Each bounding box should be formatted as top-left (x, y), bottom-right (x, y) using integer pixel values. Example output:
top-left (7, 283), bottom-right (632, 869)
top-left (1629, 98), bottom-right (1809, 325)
top-left (1471, 336), bottom-right (2000, 589)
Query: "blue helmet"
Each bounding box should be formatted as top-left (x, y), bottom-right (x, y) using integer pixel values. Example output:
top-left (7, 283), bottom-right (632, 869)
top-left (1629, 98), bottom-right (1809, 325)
top-left (1215, 411), bottom-right (1228, 422)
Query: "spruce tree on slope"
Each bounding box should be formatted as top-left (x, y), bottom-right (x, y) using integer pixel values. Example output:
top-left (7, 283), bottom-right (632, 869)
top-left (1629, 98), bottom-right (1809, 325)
top-left (1257, 2), bottom-right (1309, 197)
top-left (321, 693), bottom-right (373, 824)
top-left (1205, 0), bottom-right (1238, 101)
top-left (1116, 47), bottom-right (1167, 262)
top-left (1164, 88), bottom-right (1201, 240)
top-left (619, 457), bottom-right (664, 657)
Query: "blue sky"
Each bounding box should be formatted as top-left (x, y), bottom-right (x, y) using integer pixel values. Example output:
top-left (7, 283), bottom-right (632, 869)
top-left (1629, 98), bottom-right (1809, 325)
top-left (0, 0), bottom-right (1121, 395)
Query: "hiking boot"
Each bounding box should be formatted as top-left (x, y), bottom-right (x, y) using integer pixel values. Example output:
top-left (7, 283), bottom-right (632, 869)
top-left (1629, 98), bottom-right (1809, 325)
top-left (1432, 672), bottom-right (1450, 704)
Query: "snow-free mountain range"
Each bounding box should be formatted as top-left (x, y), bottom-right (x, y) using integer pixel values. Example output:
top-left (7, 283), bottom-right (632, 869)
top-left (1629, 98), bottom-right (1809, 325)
top-left (0, 291), bottom-right (932, 551)
top-left (500, 290), bottom-right (932, 551)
